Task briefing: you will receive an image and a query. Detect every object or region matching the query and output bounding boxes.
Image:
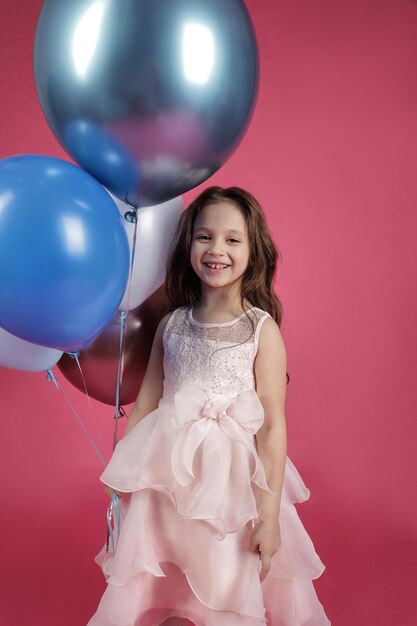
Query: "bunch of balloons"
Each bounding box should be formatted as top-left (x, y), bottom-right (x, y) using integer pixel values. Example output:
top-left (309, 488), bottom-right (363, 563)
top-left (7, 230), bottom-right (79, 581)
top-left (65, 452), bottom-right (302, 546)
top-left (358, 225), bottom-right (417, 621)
top-left (0, 0), bottom-right (258, 406)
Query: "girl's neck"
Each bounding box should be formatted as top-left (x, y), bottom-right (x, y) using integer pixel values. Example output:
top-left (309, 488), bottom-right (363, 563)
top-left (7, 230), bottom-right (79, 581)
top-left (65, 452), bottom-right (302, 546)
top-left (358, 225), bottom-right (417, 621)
top-left (193, 290), bottom-right (252, 324)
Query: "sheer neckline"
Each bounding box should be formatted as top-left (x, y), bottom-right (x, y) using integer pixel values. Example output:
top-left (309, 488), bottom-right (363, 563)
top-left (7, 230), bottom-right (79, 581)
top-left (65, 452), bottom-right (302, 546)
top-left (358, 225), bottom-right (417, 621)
top-left (188, 307), bottom-right (256, 328)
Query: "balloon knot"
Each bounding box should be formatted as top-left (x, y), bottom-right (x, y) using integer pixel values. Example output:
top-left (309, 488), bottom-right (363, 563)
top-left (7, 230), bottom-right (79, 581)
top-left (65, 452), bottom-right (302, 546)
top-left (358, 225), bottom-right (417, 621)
top-left (124, 209), bottom-right (137, 223)
top-left (45, 369), bottom-right (59, 389)
top-left (114, 406), bottom-right (127, 420)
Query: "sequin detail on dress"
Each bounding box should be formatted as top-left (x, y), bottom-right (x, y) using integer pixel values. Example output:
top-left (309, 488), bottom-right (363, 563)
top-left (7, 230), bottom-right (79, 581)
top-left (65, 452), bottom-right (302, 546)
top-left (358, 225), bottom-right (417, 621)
top-left (163, 307), bottom-right (265, 396)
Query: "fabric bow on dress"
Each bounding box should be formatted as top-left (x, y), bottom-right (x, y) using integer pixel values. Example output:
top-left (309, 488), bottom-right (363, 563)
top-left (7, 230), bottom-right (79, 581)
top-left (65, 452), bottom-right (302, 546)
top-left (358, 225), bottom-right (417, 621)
top-left (171, 385), bottom-right (273, 494)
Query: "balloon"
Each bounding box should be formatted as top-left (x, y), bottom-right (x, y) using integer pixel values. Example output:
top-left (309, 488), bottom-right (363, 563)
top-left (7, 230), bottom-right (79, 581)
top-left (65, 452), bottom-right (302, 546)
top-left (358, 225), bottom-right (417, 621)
top-left (34, 0), bottom-right (258, 207)
top-left (0, 328), bottom-right (62, 372)
top-left (115, 195), bottom-right (183, 311)
top-left (0, 155), bottom-right (130, 351)
top-left (65, 120), bottom-right (139, 202)
top-left (57, 285), bottom-right (170, 405)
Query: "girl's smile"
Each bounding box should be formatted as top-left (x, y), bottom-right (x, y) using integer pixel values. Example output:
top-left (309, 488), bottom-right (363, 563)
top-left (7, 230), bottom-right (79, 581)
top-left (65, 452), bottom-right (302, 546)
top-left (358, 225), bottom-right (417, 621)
top-left (204, 262), bottom-right (230, 271)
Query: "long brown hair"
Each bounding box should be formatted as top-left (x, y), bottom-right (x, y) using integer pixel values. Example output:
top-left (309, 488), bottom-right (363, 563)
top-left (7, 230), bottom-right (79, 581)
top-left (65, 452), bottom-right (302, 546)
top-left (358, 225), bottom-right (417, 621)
top-left (165, 186), bottom-right (290, 382)
top-left (165, 187), bottom-right (290, 384)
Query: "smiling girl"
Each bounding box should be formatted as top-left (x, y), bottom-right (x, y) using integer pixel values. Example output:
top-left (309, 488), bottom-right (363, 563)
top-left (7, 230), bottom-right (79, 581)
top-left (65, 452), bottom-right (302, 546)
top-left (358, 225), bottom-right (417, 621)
top-left (87, 187), bottom-right (330, 626)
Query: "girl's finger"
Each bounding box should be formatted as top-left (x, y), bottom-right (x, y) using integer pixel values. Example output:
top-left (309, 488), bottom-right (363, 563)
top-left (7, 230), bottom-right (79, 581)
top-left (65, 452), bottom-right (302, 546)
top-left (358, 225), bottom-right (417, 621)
top-left (259, 553), bottom-right (271, 581)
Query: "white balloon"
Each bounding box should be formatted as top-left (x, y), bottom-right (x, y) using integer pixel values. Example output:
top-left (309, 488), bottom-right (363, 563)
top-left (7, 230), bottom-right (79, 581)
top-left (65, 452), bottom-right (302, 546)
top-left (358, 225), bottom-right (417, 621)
top-left (114, 195), bottom-right (183, 311)
top-left (0, 327), bottom-right (63, 372)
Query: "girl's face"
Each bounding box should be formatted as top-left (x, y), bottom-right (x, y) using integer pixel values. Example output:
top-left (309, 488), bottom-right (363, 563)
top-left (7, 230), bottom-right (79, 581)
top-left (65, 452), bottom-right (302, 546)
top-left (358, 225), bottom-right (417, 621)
top-left (190, 201), bottom-right (250, 293)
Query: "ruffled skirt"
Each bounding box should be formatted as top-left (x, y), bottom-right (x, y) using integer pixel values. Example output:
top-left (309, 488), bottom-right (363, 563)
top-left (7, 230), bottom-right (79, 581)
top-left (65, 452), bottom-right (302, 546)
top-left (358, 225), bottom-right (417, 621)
top-left (87, 387), bottom-right (330, 625)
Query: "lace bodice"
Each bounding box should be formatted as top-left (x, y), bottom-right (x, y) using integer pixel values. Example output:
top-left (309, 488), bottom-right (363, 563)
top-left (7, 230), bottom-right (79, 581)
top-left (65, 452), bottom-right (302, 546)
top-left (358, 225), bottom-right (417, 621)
top-left (162, 306), bottom-right (271, 397)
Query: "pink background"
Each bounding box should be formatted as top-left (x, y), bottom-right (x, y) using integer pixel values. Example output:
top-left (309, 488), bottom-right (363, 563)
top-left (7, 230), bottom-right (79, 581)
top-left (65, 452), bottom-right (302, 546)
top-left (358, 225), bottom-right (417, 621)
top-left (1, 1), bottom-right (416, 624)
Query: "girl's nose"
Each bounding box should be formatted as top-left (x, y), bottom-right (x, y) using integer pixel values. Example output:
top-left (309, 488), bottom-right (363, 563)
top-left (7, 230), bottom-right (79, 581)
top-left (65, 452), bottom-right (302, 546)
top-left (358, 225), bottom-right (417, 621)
top-left (208, 239), bottom-right (225, 255)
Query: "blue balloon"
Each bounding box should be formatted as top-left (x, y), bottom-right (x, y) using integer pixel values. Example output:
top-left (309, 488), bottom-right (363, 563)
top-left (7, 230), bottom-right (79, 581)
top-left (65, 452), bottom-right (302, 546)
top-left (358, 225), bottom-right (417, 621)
top-left (0, 155), bottom-right (130, 351)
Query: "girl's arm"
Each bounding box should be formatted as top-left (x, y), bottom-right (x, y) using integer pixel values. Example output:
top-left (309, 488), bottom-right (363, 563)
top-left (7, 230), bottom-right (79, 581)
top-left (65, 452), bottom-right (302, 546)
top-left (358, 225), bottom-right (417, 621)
top-left (122, 311), bottom-right (172, 438)
top-left (251, 316), bottom-right (288, 580)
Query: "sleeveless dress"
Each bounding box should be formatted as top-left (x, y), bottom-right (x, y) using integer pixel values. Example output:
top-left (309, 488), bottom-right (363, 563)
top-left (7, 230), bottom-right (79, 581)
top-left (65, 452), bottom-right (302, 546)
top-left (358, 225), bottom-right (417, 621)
top-left (87, 306), bottom-right (330, 626)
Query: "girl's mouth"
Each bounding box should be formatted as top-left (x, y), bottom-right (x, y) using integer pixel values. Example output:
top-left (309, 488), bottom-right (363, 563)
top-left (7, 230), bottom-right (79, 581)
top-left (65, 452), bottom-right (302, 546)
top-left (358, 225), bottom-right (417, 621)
top-left (204, 262), bottom-right (229, 270)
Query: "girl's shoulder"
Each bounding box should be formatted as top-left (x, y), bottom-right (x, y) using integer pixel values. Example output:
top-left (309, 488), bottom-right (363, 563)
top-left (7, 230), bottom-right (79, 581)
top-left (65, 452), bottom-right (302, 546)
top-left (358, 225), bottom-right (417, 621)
top-left (247, 306), bottom-right (274, 328)
top-left (248, 307), bottom-right (274, 349)
top-left (161, 305), bottom-right (188, 335)
top-left (249, 306), bottom-right (271, 319)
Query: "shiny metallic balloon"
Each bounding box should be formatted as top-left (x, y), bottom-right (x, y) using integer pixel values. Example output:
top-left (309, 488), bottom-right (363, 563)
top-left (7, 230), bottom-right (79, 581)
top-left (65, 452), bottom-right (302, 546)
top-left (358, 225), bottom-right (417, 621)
top-left (34, 0), bottom-right (258, 207)
top-left (115, 194), bottom-right (184, 311)
top-left (57, 286), bottom-right (170, 406)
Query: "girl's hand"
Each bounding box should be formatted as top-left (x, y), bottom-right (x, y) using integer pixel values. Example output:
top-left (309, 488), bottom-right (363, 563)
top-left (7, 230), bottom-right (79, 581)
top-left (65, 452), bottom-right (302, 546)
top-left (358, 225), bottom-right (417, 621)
top-left (250, 519), bottom-right (282, 582)
top-left (104, 485), bottom-right (126, 499)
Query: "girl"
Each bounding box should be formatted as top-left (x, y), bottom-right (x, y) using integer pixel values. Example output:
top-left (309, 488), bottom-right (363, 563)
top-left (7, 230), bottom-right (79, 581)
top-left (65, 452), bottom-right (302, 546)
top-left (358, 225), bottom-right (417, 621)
top-left (87, 187), bottom-right (330, 626)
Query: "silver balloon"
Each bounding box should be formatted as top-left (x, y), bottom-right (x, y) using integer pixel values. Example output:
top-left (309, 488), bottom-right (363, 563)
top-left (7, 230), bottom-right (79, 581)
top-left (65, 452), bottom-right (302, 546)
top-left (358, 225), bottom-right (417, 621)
top-left (114, 195), bottom-right (183, 311)
top-left (34, 0), bottom-right (258, 207)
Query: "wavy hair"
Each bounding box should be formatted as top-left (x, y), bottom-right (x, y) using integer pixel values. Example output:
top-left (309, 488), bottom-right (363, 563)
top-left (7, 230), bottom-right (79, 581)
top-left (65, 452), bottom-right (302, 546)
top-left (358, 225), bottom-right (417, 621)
top-left (165, 186), bottom-right (289, 383)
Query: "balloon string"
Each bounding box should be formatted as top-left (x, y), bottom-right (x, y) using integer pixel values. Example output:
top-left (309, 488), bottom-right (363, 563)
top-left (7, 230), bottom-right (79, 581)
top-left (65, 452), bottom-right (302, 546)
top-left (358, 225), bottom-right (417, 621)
top-left (67, 351), bottom-right (104, 447)
top-left (124, 202), bottom-right (139, 314)
top-left (106, 492), bottom-right (123, 553)
top-left (113, 407), bottom-right (126, 450)
top-left (75, 352), bottom-right (102, 441)
top-left (114, 309), bottom-right (127, 445)
top-left (113, 201), bottom-right (139, 443)
top-left (107, 201), bottom-right (139, 552)
top-left (45, 369), bottom-right (107, 467)
top-left (66, 351), bottom-right (106, 461)
top-left (46, 367), bottom-right (123, 552)
top-left (110, 310), bottom-right (128, 551)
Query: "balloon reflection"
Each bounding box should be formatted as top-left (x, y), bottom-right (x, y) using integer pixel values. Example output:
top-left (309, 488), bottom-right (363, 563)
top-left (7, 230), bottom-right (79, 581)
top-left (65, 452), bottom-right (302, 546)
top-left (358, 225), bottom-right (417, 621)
top-left (72, 1), bottom-right (107, 79)
top-left (61, 216), bottom-right (87, 255)
top-left (182, 23), bottom-right (215, 85)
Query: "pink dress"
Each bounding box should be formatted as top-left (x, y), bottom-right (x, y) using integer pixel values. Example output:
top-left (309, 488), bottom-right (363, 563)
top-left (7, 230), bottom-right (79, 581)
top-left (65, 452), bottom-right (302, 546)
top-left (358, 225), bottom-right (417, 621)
top-left (87, 307), bottom-right (330, 626)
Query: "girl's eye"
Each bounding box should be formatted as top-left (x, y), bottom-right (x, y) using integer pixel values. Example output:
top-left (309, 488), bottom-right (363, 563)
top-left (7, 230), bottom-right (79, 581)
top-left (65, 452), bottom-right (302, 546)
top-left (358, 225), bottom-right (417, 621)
top-left (196, 235), bottom-right (210, 240)
top-left (228, 238), bottom-right (240, 243)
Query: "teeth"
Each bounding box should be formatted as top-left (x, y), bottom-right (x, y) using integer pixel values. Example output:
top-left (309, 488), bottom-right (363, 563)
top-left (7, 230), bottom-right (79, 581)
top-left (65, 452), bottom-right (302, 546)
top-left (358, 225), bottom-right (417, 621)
top-left (206, 263), bottom-right (228, 269)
